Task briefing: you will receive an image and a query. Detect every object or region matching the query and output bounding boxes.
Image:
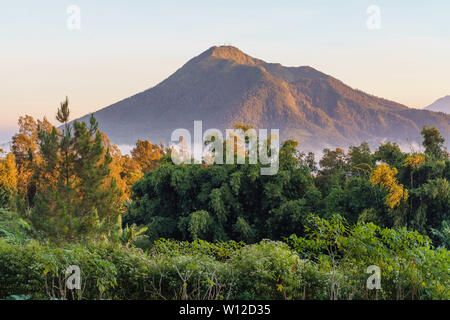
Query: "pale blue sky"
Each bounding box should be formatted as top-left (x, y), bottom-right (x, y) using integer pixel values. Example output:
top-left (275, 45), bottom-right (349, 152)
top-left (1, 0), bottom-right (449, 141)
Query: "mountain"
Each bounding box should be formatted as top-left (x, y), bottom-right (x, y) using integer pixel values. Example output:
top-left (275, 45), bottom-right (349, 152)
top-left (74, 46), bottom-right (450, 152)
top-left (425, 96), bottom-right (450, 114)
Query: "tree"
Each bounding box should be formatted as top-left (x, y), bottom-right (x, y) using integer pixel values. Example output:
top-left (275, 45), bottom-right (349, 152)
top-left (131, 140), bottom-right (164, 173)
top-left (0, 153), bottom-right (18, 208)
top-left (303, 152), bottom-right (317, 173)
top-left (287, 214), bottom-right (351, 300)
top-left (420, 178), bottom-right (450, 240)
top-left (319, 148), bottom-right (348, 173)
top-left (431, 220), bottom-right (450, 249)
top-left (421, 126), bottom-right (445, 159)
top-left (126, 132), bottom-right (449, 249)
top-left (403, 153), bottom-right (426, 189)
top-left (11, 115), bottom-right (53, 206)
top-left (348, 142), bottom-right (374, 177)
top-left (32, 98), bottom-right (123, 242)
top-left (316, 148), bottom-right (349, 195)
top-left (370, 164), bottom-right (408, 225)
top-left (101, 133), bottom-right (143, 201)
top-left (279, 140), bottom-right (301, 170)
top-left (127, 138), bottom-right (315, 243)
top-left (118, 155), bottom-right (144, 195)
top-left (374, 142), bottom-right (406, 169)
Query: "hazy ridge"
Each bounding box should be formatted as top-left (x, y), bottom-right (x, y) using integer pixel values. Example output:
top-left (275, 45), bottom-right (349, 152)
top-left (425, 95), bottom-right (450, 114)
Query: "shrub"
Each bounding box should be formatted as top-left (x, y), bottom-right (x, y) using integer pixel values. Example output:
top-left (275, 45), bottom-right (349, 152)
top-left (147, 253), bottom-right (235, 300)
top-left (0, 237), bottom-right (447, 300)
top-left (0, 239), bottom-right (44, 298)
top-left (0, 209), bottom-right (33, 244)
top-left (100, 246), bottom-right (151, 300)
top-left (231, 240), bottom-right (327, 299)
top-left (0, 241), bottom-right (119, 299)
top-left (151, 238), bottom-right (245, 261)
top-left (287, 215), bottom-right (450, 300)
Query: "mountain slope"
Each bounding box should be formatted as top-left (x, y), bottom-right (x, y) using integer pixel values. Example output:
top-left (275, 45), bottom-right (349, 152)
top-left (425, 96), bottom-right (450, 114)
top-left (74, 46), bottom-right (450, 151)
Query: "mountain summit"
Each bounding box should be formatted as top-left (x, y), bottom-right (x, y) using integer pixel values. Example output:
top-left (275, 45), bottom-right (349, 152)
top-left (75, 46), bottom-right (450, 151)
top-left (425, 96), bottom-right (450, 114)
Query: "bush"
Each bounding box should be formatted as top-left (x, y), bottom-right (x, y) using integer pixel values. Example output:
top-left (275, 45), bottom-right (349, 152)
top-left (0, 237), bottom-right (447, 300)
top-left (0, 241), bottom-right (121, 299)
top-left (151, 238), bottom-right (245, 261)
top-left (0, 209), bottom-right (32, 244)
top-left (101, 245), bottom-right (151, 300)
top-left (287, 215), bottom-right (450, 300)
top-left (231, 240), bottom-right (327, 299)
top-left (37, 244), bottom-right (118, 300)
top-left (147, 254), bottom-right (235, 300)
top-left (0, 240), bottom-right (45, 298)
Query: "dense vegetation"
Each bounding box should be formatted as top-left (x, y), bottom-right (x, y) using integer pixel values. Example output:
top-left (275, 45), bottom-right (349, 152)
top-left (0, 99), bottom-right (448, 300)
top-left (126, 128), bottom-right (449, 249)
top-left (0, 226), bottom-right (448, 300)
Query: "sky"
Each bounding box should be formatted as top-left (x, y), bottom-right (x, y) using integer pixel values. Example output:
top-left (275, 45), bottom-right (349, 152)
top-left (1, 0), bottom-right (450, 141)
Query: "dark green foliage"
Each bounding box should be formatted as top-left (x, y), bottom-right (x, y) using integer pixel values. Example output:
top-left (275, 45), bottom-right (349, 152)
top-left (421, 125), bottom-right (446, 159)
top-left (374, 142), bottom-right (406, 169)
top-left (0, 234), bottom-right (447, 300)
top-left (431, 220), bottom-right (450, 249)
top-left (0, 209), bottom-right (32, 244)
top-left (126, 141), bottom-right (315, 242)
top-left (231, 240), bottom-right (328, 299)
top-left (151, 238), bottom-right (245, 261)
top-left (127, 126), bottom-right (450, 249)
top-left (0, 240), bottom-right (46, 299)
top-left (287, 215), bottom-right (450, 300)
top-left (0, 240), bottom-right (118, 299)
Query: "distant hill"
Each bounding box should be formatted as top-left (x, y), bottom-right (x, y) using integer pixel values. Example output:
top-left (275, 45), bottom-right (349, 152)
top-left (425, 96), bottom-right (450, 114)
top-left (73, 46), bottom-right (450, 152)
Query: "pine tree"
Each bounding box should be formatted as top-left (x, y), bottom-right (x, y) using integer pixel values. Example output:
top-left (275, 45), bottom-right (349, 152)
top-left (33, 98), bottom-right (123, 242)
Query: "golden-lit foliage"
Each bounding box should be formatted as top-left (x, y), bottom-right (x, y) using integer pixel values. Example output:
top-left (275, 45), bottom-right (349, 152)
top-left (12, 115), bottom-right (53, 166)
top-left (11, 116), bottom-right (53, 197)
top-left (9, 118), bottom-right (149, 205)
top-left (0, 153), bottom-right (18, 196)
top-left (131, 140), bottom-right (164, 173)
top-left (404, 153), bottom-right (426, 170)
top-left (11, 115), bottom-right (38, 165)
top-left (109, 145), bottom-right (143, 201)
top-left (101, 133), bottom-right (143, 200)
top-left (119, 155), bottom-right (143, 191)
top-left (370, 164), bottom-right (408, 209)
top-left (108, 144), bottom-right (129, 202)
